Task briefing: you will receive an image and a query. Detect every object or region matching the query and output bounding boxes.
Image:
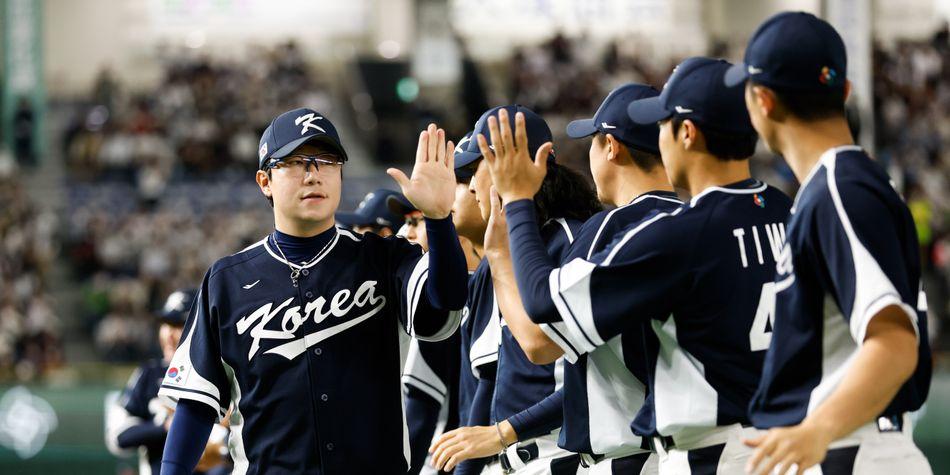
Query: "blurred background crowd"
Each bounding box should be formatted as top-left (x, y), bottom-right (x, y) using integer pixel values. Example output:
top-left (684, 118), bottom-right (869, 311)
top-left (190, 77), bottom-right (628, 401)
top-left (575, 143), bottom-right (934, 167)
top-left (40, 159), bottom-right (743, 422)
top-left (0, 0), bottom-right (948, 472)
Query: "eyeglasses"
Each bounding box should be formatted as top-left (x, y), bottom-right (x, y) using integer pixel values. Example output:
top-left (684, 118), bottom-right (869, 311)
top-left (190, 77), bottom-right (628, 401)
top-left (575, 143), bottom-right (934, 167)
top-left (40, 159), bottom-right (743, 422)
top-left (266, 154), bottom-right (344, 176)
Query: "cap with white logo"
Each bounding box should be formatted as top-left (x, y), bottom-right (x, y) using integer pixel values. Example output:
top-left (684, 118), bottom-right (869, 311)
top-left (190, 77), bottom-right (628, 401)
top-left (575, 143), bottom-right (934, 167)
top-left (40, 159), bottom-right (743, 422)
top-left (566, 83), bottom-right (661, 155)
top-left (258, 107), bottom-right (349, 170)
top-left (628, 57), bottom-right (755, 136)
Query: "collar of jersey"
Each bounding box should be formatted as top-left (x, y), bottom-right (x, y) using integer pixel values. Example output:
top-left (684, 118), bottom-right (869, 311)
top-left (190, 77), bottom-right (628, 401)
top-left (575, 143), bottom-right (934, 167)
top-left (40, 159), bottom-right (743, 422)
top-left (263, 228), bottom-right (341, 269)
top-left (689, 178), bottom-right (766, 207)
top-left (792, 144), bottom-right (865, 212)
top-left (626, 190), bottom-right (682, 206)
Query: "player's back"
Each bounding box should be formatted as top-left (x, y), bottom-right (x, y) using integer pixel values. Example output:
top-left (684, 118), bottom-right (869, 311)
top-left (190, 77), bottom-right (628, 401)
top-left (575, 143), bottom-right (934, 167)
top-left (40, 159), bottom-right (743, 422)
top-left (553, 191), bottom-right (682, 456)
top-left (751, 146), bottom-right (932, 428)
top-left (605, 179), bottom-right (792, 437)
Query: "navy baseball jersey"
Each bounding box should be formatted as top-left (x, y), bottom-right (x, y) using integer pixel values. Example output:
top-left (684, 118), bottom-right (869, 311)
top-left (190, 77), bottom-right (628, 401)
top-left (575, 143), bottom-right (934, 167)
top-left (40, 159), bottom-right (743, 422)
top-left (458, 258), bottom-right (500, 423)
top-left (542, 191), bottom-right (681, 455)
top-left (158, 227), bottom-right (461, 474)
top-left (117, 359), bottom-right (169, 474)
top-left (492, 218), bottom-right (580, 431)
top-left (750, 146), bottom-right (932, 428)
top-left (545, 179), bottom-right (791, 437)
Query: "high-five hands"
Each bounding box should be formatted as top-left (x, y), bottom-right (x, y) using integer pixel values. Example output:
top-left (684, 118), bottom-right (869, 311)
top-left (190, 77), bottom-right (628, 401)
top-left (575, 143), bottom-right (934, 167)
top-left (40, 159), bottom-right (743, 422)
top-left (478, 109), bottom-right (550, 203)
top-left (388, 123), bottom-right (456, 219)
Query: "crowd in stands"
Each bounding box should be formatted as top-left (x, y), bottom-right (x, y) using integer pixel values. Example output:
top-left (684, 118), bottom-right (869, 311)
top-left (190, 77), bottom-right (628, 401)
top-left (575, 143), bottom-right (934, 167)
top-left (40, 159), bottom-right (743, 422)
top-left (0, 170), bottom-right (62, 379)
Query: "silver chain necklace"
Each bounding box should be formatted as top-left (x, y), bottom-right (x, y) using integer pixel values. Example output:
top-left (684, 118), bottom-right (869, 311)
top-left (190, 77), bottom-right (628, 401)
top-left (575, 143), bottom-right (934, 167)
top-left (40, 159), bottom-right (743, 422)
top-left (272, 232), bottom-right (335, 287)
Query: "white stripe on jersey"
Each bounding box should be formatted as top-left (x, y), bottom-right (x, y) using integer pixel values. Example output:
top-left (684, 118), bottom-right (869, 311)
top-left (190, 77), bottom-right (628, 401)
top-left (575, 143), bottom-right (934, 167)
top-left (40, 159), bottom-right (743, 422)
top-left (586, 194), bottom-right (682, 260)
top-left (822, 150), bottom-right (919, 343)
top-left (402, 338), bottom-right (449, 403)
top-left (222, 359), bottom-right (249, 475)
top-left (469, 290), bottom-right (501, 377)
top-left (651, 316), bottom-right (718, 434)
top-left (586, 336), bottom-right (648, 454)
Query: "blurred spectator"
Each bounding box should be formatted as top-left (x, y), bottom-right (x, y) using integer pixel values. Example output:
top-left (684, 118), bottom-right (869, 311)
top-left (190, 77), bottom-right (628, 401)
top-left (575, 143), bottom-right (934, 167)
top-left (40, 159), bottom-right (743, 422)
top-left (0, 173), bottom-right (62, 379)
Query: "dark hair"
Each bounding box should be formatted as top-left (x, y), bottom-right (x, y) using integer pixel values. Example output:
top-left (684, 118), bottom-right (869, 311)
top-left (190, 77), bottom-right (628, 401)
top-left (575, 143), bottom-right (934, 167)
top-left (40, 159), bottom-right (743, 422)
top-left (670, 118), bottom-right (757, 161)
top-left (753, 81), bottom-right (847, 121)
top-left (627, 146), bottom-right (663, 172)
top-left (534, 162), bottom-right (602, 224)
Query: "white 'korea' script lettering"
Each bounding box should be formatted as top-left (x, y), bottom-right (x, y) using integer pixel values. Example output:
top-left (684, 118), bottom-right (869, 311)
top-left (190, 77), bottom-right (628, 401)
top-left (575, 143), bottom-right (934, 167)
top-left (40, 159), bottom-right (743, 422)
top-left (236, 280), bottom-right (387, 361)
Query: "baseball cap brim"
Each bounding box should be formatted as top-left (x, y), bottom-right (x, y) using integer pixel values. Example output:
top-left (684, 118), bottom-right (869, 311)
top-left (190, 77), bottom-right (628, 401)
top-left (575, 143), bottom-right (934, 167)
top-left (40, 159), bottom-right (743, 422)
top-left (454, 150), bottom-right (482, 172)
top-left (268, 135), bottom-right (348, 164)
top-left (724, 62), bottom-right (750, 87)
top-left (335, 211), bottom-right (372, 227)
top-left (565, 118), bottom-right (598, 139)
top-left (627, 96), bottom-right (671, 125)
top-left (387, 195), bottom-right (418, 216)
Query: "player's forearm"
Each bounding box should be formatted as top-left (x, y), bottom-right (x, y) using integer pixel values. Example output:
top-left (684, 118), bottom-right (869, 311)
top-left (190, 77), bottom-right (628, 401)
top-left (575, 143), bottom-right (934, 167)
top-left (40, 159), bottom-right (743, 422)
top-left (424, 216), bottom-right (469, 310)
top-left (490, 260), bottom-right (563, 364)
top-left (160, 400), bottom-right (216, 475)
top-left (504, 200), bottom-right (561, 323)
top-left (506, 388), bottom-right (564, 441)
top-left (801, 306), bottom-right (919, 441)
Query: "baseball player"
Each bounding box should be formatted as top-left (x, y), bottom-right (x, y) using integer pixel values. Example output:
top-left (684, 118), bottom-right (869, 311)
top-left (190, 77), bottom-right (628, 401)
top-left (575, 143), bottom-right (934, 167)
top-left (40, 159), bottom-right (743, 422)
top-left (484, 84), bottom-right (682, 473)
top-left (483, 59), bottom-right (793, 474)
top-left (107, 289), bottom-right (230, 475)
top-left (158, 108), bottom-right (469, 474)
top-left (725, 12), bottom-right (933, 474)
top-left (401, 135), bottom-right (487, 475)
top-left (335, 188), bottom-right (406, 237)
top-left (430, 105), bottom-right (602, 473)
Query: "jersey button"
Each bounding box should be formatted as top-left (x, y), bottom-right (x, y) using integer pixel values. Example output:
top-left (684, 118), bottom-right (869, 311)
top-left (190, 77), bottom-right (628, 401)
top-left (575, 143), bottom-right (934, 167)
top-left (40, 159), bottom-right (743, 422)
top-left (321, 393), bottom-right (329, 401)
top-left (313, 348), bottom-right (322, 356)
top-left (301, 269), bottom-right (310, 276)
top-left (305, 291), bottom-right (313, 298)
top-left (326, 443), bottom-right (334, 451)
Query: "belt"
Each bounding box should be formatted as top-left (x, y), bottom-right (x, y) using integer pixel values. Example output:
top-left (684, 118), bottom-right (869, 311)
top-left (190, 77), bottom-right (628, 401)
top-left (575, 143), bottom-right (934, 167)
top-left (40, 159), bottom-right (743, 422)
top-left (647, 435), bottom-right (676, 452)
top-left (876, 414), bottom-right (904, 433)
top-left (499, 442), bottom-right (539, 473)
top-left (579, 451), bottom-right (651, 468)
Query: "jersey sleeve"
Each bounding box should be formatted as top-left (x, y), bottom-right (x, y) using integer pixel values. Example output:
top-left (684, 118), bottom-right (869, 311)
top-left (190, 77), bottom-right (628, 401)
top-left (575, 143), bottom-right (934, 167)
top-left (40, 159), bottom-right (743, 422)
top-left (119, 366), bottom-right (152, 419)
top-left (548, 213), bottom-right (688, 363)
top-left (813, 170), bottom-right (920, 344)
top-left (387, 237), bottom-right (463, 342)
top-left (157, 270), bottom-right (231, 421)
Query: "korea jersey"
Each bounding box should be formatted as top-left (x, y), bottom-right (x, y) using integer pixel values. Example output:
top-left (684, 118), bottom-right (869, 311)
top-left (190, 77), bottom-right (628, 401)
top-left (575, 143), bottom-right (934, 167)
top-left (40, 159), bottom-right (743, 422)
top-left (158, 228), bottom-right (461, 474)
top-left (114, 359), bottom-right (168, 475)
top-left (542, 191), bottom-right (681, 456)
top-left (492, 218), bottom-right (580, 431)
top-left (547, 179), bottom-right (791, 437)
top-left (751, 146), bottom-right (932, 428)
top-left (458, 258), bottom-right (500, 424)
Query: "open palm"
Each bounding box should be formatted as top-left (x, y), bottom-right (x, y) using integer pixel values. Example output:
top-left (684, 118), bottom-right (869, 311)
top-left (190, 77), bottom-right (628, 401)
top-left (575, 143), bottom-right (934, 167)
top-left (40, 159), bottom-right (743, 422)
top-left (388, 123), bottom-right (456, 219)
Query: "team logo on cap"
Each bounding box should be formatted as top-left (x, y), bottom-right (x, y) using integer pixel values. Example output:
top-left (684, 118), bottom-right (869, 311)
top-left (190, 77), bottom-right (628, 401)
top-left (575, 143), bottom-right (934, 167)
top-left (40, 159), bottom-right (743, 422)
top-left (819, 66), bottom-right (837, 85)
top-left (259, 143), bottom-right (268, 161)
top-left (753, 193), bottom-right (766, 208)
top-left (295, 113), bottom-right (327, 135)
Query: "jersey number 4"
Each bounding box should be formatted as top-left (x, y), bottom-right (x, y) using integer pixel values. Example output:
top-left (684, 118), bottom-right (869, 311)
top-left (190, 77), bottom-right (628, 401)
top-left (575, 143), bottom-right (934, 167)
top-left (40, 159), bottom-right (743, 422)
top-left (749, 282), bottom-right (776, 352)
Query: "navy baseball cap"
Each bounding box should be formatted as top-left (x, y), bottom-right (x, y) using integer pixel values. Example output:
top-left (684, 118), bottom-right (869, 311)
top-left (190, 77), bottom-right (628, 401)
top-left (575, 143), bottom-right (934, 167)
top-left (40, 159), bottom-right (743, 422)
top-left (455, 105), bottom-right (555, 171)
top-left (158, 288), bottom-right (197, 326)
top-left (567, 84), bottom-right (661, 155)
top-left (628, 57), bottom-right (754, 135)
top-left (387, 193), bottom-right (419, 217)
top-left (453, 132), bottom-right (476, 179)
top-left (335, 189), bottom-right (405, 229)
top-left (258, 107), bottom-right (349, 170)
top-left (724, 11), bottom-right (847, 92)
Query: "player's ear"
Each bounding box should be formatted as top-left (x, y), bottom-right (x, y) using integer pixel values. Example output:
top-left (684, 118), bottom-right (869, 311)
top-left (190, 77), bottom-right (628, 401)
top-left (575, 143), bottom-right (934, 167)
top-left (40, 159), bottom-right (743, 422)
top-left (681, 119), bottom-right (698, 150)
top-left (256, 170), bottom-right (273, 199)
top-left (843, 79), bottom-right (852, 102)
top-left (605, 133), bottom-right (619, 162)
top-left (748, 84), bottom-right (777, 120)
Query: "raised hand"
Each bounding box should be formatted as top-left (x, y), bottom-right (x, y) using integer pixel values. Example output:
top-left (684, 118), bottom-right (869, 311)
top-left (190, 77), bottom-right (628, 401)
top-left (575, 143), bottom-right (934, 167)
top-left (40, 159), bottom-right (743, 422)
top-left (478, 109), bottom-right (550, 203)
top-left (483, 186), bottom-right (510, 261)
top-left (388, 123), bottom-right (456, 219)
